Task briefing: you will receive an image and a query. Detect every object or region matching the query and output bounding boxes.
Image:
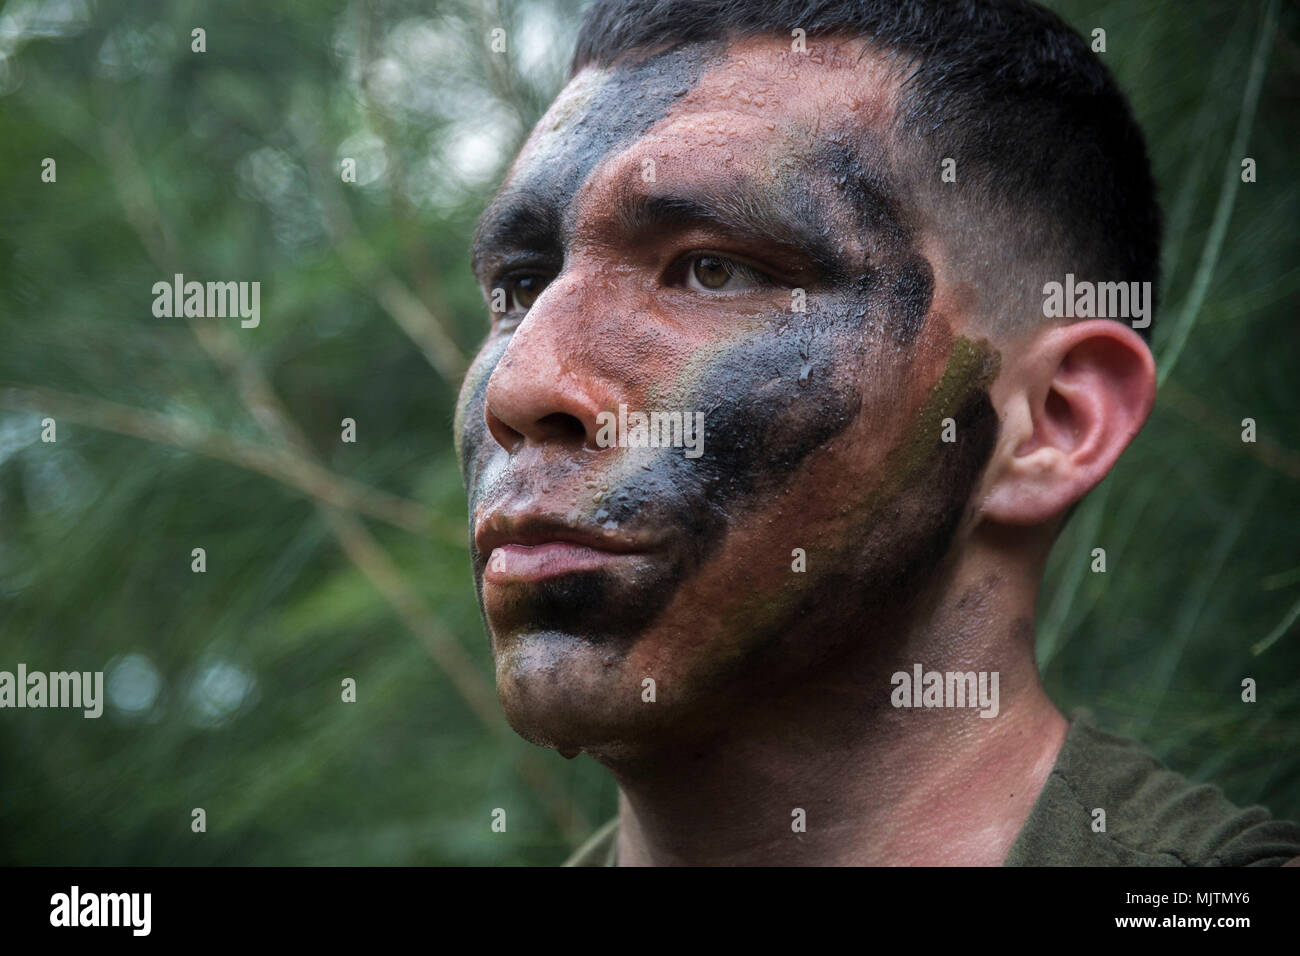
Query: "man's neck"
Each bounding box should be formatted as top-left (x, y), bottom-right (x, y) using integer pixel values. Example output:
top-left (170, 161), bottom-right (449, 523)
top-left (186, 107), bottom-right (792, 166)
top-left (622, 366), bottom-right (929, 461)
top-left (601, 551), bottom-right (1068, 866)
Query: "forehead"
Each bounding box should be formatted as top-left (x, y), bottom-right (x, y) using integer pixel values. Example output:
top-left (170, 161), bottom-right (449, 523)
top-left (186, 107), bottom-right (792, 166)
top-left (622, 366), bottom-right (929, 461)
top-left (531, 35), bottom-right (896, 166)
top-left (473, 35), bottom-right (911, 270)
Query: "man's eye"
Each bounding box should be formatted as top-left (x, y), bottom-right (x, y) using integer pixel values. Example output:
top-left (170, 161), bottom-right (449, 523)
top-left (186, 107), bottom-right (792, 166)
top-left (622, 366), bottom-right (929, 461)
top-left (493, 274), bottom-right (551, 315)
top-left (683, 254), bottom-right (767, 293)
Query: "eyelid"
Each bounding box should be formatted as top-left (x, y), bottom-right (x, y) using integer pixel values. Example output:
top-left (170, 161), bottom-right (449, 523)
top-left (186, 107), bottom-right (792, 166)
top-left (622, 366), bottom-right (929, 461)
top-left (487, 269), bottom-right (556, 313)
top-left (485, 249), bottom-right (793, 303)
top-left (670, 250), bottom-right (783, 289)
top-left (488, 266), bottom-right (553, 293)
top-left (482, 276), bottom-right (532, 329)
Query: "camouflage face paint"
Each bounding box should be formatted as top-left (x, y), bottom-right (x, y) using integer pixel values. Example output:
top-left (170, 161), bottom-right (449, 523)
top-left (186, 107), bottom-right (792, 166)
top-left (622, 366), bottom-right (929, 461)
top-left (456, 36), bottom-right (1002, 754)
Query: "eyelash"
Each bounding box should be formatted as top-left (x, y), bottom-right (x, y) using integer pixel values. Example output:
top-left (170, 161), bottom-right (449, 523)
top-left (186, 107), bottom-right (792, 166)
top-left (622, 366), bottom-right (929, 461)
top-left (669, 253), bottom-right (776, 293)
top-left (491, 274), bottom-right (549, 317)
top-left (489, 253), bottom-right (779, 320)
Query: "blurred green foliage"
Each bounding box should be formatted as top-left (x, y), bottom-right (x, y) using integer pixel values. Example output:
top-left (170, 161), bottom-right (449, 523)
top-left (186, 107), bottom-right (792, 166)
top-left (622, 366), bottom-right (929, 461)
top-left (0, 0), bottom-right (1296, 864)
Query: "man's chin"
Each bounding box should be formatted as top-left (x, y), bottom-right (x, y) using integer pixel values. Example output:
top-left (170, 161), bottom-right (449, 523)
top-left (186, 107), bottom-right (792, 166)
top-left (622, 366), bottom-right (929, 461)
top-left (493, 630), bottom-right (672, 756)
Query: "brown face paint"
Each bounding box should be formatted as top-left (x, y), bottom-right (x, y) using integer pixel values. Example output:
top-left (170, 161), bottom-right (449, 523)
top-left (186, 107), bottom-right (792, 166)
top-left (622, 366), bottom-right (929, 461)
top-left (456, 36), bottom-right (1003, 754)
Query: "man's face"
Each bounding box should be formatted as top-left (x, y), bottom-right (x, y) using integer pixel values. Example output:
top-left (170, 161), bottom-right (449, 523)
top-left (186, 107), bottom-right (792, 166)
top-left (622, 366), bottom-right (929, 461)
top-left (456, 36), bottom-right (1001, 757)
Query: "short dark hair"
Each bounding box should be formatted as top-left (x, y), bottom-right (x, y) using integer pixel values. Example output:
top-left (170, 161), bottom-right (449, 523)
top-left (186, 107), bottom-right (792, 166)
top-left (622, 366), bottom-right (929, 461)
top-left (571, 0), bottom-right (1162, 338)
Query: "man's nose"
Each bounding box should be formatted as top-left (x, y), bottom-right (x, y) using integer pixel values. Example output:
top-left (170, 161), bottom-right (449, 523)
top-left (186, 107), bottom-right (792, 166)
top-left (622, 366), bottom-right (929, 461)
top-left (483, 276), bottom-right (615, 454)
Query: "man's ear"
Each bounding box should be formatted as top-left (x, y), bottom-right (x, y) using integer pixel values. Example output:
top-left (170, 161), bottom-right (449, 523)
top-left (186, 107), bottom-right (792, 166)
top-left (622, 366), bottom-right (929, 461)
top-left (982, 320), bottom-right (1156, 526)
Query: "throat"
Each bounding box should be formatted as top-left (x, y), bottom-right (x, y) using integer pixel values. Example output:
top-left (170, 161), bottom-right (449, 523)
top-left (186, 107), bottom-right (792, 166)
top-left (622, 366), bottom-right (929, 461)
top-left (599, 574), bottom-right (1064, 866)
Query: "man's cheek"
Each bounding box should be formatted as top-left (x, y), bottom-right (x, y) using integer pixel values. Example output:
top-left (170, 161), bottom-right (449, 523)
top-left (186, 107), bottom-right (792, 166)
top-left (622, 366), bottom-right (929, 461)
top-left (588, 312), bottom-right (868, 553)
top-left (454, 339), bottom-right (508, 485)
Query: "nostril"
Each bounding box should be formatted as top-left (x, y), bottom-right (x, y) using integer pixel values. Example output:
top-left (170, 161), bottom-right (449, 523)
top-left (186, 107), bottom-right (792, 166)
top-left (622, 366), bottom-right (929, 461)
top-left (485, 408), bottom-right (524, 453)
top-left (484, 408), bottom-right (590, 453)
top-left (535, 412), bottom-right (589, 446)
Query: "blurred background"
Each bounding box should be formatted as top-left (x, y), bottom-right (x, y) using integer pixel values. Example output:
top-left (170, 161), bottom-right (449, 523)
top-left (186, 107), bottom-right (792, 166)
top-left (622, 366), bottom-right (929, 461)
top-left (0, 0), bottom-right (1296, 865)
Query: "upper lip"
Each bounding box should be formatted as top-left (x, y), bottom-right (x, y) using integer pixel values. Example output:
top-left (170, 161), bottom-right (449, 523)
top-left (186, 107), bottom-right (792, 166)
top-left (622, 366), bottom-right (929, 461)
top-left (474, 512), bottom-right (653, 558)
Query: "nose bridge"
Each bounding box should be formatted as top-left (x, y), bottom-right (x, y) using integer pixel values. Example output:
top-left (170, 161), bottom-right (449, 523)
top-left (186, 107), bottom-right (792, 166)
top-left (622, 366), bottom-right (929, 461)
top-left (483, 269), bottom-right (622, 451)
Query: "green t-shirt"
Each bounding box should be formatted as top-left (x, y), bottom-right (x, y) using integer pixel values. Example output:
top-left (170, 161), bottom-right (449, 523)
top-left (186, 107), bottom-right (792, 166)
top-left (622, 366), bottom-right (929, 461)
top-left (563, 710), bottom-right (1300, 866)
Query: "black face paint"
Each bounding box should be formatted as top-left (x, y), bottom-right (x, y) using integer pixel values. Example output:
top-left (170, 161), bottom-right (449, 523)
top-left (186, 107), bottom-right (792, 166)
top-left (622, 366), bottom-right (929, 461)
top-left (471, 42), bottom-right (717, 279)
top-left (886, 258), bottom-right (934, 345)
top-left (818, 139), bottom-right (937, 345)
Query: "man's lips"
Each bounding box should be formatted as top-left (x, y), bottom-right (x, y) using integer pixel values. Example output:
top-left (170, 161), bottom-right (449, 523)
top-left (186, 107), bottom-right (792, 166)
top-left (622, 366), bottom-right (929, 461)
top-left (484, 541), bottom-right (640, 583)
top-left (475, 515), bottom-right (658, 584)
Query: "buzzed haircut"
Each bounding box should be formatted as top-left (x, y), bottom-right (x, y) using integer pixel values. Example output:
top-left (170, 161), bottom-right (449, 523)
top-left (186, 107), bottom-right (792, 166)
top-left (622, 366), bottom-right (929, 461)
top-left (571, 0), bottom-right (1163, 338)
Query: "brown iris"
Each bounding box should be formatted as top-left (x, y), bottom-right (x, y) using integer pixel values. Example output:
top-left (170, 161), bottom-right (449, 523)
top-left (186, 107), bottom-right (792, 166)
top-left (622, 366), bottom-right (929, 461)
top-left (510, 275), bottom-right (548, 310)
top-left (692, 255), bottom-right (734, 289)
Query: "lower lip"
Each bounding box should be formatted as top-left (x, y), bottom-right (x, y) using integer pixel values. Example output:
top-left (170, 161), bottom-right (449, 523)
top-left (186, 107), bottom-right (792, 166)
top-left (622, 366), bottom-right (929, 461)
top-left (484, 541), bottom-right (640, 583)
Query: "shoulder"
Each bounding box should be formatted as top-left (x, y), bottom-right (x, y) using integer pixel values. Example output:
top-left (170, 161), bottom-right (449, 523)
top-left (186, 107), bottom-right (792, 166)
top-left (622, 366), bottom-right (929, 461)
top-left (1006, 711), bottom-right (1300, 867)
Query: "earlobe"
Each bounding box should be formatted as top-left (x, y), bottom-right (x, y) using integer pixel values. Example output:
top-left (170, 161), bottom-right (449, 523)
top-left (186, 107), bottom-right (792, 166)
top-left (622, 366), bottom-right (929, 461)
top-left (982, 320), bottom-right (1156, 527)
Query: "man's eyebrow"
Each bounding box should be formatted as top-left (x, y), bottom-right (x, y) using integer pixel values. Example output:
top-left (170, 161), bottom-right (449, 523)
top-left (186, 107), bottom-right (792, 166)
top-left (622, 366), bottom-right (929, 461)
top-left (612, 183), bottom-right (850, 281)
top-left (470, 189), bottom-right (564, 281)
top-left (470, 170), bottom-right (892, 283)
